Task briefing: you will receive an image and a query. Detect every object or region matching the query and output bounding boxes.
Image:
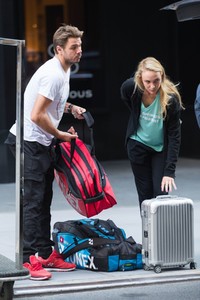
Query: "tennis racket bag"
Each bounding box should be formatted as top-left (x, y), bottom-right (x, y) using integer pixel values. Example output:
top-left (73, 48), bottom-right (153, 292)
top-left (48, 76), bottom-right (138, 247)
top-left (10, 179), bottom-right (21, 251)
top-left (52, 218), bottom-right (143, 272)
top-left (53, 112), bottom-right (117, 217)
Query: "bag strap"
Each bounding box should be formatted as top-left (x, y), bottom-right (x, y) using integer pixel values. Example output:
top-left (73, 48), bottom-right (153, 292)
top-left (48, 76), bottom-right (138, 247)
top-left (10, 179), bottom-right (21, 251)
top-left (75, 221), bottom-right (100, 238)
top-left (82, 111), bottom-right (95, 156)
top-left (70, 111), bottom-right (95, 163)
top-left (52, 110), bottom-right (95, 164)
top-left (82, 111), bottom-right (94, 128)
top-left (61, 237), bottom-right (120, 260)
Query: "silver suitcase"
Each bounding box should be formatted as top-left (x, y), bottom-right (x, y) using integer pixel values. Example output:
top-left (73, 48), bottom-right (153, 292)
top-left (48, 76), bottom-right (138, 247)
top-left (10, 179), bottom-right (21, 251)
top-left (141, 195), bottom-right (196, 273)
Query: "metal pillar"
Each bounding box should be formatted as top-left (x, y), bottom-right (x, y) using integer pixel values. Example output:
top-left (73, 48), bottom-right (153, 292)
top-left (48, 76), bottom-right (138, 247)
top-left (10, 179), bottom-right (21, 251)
top-left (0, 38), bottom-right (25, 269)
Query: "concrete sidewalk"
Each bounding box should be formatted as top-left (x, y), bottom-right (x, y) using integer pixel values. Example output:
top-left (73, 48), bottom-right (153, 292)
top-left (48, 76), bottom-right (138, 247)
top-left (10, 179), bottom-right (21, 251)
top-left (0, 158), bottom-right (200, 297)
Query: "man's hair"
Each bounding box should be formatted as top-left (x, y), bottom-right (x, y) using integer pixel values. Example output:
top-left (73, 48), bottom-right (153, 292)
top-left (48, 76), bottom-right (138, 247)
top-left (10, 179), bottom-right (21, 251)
top-left (53, 24), bottom-right (84, 54)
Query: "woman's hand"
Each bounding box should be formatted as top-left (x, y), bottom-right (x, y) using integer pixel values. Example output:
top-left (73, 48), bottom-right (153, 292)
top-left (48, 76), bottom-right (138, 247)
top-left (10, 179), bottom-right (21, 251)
top-left (161, 176), bottom-right (177, 193)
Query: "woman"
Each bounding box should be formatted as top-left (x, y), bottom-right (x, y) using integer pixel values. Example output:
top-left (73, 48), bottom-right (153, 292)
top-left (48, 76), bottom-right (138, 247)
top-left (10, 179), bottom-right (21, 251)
top-left (120, 57), bottom-right (184, 210)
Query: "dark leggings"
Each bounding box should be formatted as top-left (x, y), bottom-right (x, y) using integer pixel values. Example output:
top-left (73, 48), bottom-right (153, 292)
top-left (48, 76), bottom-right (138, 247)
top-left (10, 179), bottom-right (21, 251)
top-left (127, 139), bottom-right (168, 210)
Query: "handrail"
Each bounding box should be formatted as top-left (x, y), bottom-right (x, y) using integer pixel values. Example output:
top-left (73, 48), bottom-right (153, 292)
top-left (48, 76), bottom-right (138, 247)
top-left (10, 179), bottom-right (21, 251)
top-left (0, 37), bottom-right (25, 270)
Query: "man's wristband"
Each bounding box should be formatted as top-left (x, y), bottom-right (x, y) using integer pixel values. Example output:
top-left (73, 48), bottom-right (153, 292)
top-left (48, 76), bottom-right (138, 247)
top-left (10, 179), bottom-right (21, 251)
top-left (67, 103), bottom-right (73, 113)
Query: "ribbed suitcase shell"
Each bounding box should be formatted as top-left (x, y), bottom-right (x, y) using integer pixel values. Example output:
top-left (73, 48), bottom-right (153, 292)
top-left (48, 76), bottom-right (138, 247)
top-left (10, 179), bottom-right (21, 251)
top-left (141, 195), bottom-right (196, 273)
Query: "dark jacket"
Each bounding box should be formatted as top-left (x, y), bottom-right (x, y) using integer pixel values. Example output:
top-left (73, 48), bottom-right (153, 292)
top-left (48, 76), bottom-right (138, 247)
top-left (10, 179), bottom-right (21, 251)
top-left (120, 78), bottom-right (182, 178)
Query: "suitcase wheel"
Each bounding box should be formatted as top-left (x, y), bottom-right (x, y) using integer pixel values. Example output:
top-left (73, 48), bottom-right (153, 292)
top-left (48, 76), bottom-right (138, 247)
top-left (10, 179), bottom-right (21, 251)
top-left (190, 262), bottom-right (197, 270)
top-left (143, 264), bottom-right (150, 271)
top-left (154, 265), bottom-right (162, 273)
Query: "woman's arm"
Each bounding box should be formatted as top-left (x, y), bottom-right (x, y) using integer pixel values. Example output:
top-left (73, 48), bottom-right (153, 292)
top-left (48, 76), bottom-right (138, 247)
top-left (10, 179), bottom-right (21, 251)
top-left (120, 78), bottom-right (135, 110)
top-left (163, 97), bottom-right (182, 178)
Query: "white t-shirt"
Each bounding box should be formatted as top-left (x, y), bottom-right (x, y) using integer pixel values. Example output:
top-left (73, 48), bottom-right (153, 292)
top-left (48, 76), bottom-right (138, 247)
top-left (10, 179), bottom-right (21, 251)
top-left (10, 56), bottom-right (70, 146)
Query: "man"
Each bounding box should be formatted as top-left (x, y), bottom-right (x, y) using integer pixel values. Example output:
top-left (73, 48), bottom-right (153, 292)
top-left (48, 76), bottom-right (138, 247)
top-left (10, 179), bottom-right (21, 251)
top-left (5, 24), bottom-right (86, 280)
top-left (194, 83), bottom-right (200, 128)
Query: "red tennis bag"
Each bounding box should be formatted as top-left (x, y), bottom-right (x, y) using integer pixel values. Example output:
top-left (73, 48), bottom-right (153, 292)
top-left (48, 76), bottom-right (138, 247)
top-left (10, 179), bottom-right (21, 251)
top-left (53, 112), bottom-right (117, 217)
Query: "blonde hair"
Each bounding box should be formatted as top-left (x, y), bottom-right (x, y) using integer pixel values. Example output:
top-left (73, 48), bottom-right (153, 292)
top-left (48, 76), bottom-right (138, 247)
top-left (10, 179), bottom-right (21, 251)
top-left (134, 57), bottom-right (184, 117)
top-left (53, 24), bottom-right (84, 54)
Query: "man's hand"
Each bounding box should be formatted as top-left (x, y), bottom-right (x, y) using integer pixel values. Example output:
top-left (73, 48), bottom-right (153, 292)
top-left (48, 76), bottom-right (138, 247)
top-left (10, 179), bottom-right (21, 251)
top-left (67, 126), bottom-right (77, 134)
top-left (57, 127), bottom-right (78, 142)
top-left (72, 105), bottom-right (86, 119)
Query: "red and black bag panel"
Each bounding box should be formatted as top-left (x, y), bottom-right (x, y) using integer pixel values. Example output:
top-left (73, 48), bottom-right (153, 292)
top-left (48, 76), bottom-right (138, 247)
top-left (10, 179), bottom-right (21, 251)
top-left (53, 111), bottom-right (117, 217)
top-left (58, 139), bottom-right (104, 200)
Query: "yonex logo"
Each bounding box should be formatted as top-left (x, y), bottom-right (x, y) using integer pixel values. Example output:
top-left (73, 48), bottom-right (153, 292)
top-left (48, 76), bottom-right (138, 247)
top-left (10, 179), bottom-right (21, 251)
top-left (88, 239), bottom-right (94, 245)
top-left (68, 252), bottom-right (98, 270)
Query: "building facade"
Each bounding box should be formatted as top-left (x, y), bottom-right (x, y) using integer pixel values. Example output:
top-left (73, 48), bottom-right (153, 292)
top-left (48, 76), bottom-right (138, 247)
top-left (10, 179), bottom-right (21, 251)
top-left (0, 0), bottom-right (200, 182)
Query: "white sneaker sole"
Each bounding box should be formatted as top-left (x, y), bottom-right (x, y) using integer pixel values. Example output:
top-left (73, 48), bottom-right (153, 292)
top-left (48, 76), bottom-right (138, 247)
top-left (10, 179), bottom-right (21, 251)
top-left (44, 267), bottom-right (76, 272)
top-left (30, 276), bottom-right (51, 281)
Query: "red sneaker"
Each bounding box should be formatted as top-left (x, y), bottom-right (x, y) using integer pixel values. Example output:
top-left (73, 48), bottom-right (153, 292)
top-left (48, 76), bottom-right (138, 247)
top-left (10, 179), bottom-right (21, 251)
top-left (36, 249), bottom-right (76, 272)
top-left (23, 256), bottom-right (52, 281)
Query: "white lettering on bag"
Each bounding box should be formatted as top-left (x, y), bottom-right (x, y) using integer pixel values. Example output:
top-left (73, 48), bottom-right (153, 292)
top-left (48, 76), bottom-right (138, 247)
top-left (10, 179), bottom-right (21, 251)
top-left (88, 238), bottom-right (94, 245)
top-left (68, 252), bottom-right (98, 270)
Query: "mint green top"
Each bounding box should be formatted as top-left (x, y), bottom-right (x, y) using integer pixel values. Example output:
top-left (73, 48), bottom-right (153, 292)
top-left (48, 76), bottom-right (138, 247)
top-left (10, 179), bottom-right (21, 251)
top-left (130, 93), bottom-right (164, 151)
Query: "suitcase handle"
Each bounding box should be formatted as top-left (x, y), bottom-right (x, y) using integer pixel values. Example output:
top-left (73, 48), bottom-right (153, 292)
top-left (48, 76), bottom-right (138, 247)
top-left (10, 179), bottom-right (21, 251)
top-left (156, 195), bottom-right (178, 200)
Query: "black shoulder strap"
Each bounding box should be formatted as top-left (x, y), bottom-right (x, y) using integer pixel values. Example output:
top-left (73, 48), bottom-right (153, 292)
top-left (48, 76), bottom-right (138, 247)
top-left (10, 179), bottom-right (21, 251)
top-left (70, 139), bottom-right (76, 165)
top-left (106, 219), bottom-right (126, 241)
top-left (61, 237), bottom-right (120, 260)
top-left (82, 111), bottom-right (94, 128)
top-left (75, 221), bottom-right (100, 238)
top-left (69, 111), bottom-right (95, 162)
top-left (82, 111), bottom-right (95, 156)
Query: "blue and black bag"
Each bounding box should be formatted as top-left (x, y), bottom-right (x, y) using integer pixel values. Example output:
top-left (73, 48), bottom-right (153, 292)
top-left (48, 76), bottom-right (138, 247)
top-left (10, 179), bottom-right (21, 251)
top-left (52, 218), bottom-right (143, 272)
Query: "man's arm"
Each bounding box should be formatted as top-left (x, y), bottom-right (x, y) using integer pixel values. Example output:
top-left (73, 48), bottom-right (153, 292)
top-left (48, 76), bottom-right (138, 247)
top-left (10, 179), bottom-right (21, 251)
top-left (31, 94), bottom-right (78, 141)
top-left (65, 102), bottom-right (86, 119)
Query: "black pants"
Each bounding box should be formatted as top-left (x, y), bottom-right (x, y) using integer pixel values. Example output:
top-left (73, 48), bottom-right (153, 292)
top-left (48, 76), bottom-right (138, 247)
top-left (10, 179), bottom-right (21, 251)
top-left (127, 139), bottom-right (167, 210)
top-left (5, 133), bottom-right (55, 263)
